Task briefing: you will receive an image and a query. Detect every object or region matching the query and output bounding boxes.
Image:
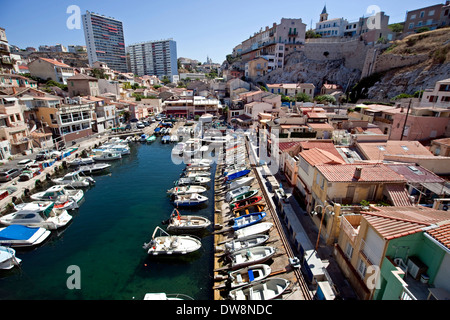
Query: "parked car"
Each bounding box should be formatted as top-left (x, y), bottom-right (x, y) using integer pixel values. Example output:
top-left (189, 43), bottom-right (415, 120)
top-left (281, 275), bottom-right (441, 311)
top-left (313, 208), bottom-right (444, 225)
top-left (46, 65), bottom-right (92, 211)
top-left (36, 150), bottom-right (51, 161)
top-left (0, 168), bottom-right (21, 182)
top-left (17, 159), bottom-right (36, 169)
top-left (136, 121), bottom-right (145, 129)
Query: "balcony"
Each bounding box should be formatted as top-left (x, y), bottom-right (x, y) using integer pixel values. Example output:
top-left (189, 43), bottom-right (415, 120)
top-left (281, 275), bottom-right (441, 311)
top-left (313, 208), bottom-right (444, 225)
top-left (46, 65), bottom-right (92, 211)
top-left (341, 215), bottom-right (361, 243)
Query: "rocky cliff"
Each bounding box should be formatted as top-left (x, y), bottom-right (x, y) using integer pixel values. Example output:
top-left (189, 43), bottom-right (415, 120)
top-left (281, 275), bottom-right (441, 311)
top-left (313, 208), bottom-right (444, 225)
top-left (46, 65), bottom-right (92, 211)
top-left (254, 28), bottom-right (450, 101)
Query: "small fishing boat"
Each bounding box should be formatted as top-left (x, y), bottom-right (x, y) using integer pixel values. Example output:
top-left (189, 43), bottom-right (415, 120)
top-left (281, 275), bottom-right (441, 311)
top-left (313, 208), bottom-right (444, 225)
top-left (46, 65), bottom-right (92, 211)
top-left (227, 177), bottom-right (255, 190)
top-left (231, 212), bottom-right (266, 231)
top-left (30, 185), bottom-right (84, 206)
top-left (234, 222), bottom-right (273, 239)
top-left (234, 204), bottom-right (266, 217)
top-left (225, 186), bottom-right (251, 202)
top-left (106, 145), bottom-right (131, 155)
top-left (167, 185), bottom-right (207, 196)
top-left (163, 209), bottom-right (211, 232)
top-left (228, 277), bottom-right (290, 300)
top-left (0, 225), bottom-right (51, 248)
top-left (175, 176), bottom-right (211, 186)
top-left (227, 246), bottom-right (276, 270)
top-left (162, 135), bottom-right (171, 144)
top-left (77, 163), bottom-right (111, 175)
top-left (186, 159), bottom-right (213, 167)
top-left (226, 264), bottom-right (272, 289)
top-left (143, 293), bottom-right (194, 300)
top-left (146, 135), bottom-right (156, 143)
top-left (173, 193), bottom-right (208, 207)
top-left (223, 234), bottom-right (270, 253)
top-left (184, 165), bottom-right (211, 172)
top-left (225, 169), bottom-right (251, 182)
top-left (0, 201), bottom-right (72, 230)
top-left (52, 170), bottom-right (95, 188)
top-left (92, 150), bottom-right (122, 161)
top-left (140, 134), bottom-right (148, 142)
top-left (143, 226), bottom-right (202, 255)
top-left (230, 196), bottom-right (263, 211)
top-left (229, 190), bottom-right (259, 204)
top-left (0, 246), bottom-right (22, 270)
top-left (154, 127), bottom-right (162, 135)
top-left (67, 157), bottom-right (95, 167)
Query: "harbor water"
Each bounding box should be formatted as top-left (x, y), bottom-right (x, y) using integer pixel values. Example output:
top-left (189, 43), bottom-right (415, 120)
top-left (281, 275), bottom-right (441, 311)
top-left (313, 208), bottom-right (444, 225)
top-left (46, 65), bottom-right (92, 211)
top-left (0, 139), bottom-right (215, 300)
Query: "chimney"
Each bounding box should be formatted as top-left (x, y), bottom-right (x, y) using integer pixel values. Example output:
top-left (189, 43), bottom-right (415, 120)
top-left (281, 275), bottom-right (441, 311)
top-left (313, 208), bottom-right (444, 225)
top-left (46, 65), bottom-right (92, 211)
top-left (354, 166), bottom-right (363, 180)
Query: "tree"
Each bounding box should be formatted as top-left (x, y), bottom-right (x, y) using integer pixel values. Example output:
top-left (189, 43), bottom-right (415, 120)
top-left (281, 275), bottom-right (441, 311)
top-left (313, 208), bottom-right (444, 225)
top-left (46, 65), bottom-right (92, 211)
top-left (306, 29), bottom-right (322, 39)
top-left (314, 94), bottom-right (336, 105)
top-left (162, 76), bottom-right (170, 85)
top-left (295, 92), bottom-right (312, 102)
top-left (388, 23), bottom-right (403, 33)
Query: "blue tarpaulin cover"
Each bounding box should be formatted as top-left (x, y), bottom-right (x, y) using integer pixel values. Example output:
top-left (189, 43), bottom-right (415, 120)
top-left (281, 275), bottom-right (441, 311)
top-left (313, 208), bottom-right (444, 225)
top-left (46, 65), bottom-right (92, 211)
top-left (0, 225), bottom-right (38, 241)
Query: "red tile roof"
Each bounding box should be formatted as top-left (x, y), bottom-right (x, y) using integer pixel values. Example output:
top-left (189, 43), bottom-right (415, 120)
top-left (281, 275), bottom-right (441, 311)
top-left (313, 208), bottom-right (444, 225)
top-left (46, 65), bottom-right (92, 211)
top-left (426, 222), bottom-right (450, 249)
top-left (299, 148), bottom-right (345, 166)
top-left (299, 140), bottom-right (343, 161)
top-left (356, 140), bottom-right (433, 161)
top-left (315, 163), bottom-right (406, 183)
top-left (279, 141), bottom-right (302, 152)
top-left (39, 58), bottom-right (72, 68)
top-left (362, 206), bottom-right (450, 240)
top-left (384, 184), bottom-right (414, 207)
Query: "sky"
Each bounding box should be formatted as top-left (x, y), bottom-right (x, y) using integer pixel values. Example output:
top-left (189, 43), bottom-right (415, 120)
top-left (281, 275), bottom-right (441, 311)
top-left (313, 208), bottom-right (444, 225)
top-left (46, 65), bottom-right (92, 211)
top-left (0, 0), bottom-right (444, 64)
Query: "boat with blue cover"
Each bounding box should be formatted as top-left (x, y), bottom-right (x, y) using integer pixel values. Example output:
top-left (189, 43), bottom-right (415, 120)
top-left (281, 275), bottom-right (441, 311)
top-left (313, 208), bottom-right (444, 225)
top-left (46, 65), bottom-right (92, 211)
top-left (231, 211), bottom-right (266, 231)
top-left (0, 225), bottom-right (51, 248)
top-left (225, 169), bottom-right (251, 182)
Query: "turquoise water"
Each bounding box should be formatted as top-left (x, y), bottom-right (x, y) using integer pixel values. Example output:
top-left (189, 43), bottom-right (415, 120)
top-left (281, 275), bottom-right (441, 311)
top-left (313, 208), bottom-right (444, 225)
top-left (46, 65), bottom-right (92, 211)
top-left (0, 140), bottom-right (214, 300)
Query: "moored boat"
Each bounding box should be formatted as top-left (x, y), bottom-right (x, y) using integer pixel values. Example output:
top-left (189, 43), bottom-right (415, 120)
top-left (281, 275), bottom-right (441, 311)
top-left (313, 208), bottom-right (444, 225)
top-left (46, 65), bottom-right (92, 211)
top-left (0, 225), bottom-right (51, 248)
top-left (143, 293), bottom-right (194, 300)
top-left (225, 169), bottom-right (251, 182)
top-left (229, 190), bottom-right (259, 204)
top-left (173, 193), bottom-right (208, 207)
top-left (227, 246), bottom-right (276, 270)
top-left (77, 163), bottom-right (111, 175)
top-left (0, 246), bottom-right (22, 270)
top-left (167, 185), bottom-right (207, 196)
top-left (230, 196), bottom-right (263, 211)
top-left (175, 176), bottom-right (211, 186)
top-left (223, 234), bottom-right (270, 253)
top-left (30, 185), bottom-right (84, 207)
top-left (227, 277), bottom-right (290, 300)
top-left (143, 226), bottom-right (202, 255)
top-left (225, 186), bottom-right (251, 202)
top-left (0, 201), bottom-right (72, 230)
top-left (92, 150), bottom-right (122, 161)
top-left (227, 177), bottom-right (255, 190)
top-left (67, 157), bottom-right (95, 167)
top-left (226, 264), bottom-right (272, 289)
top-left (231, 211), bottom-right (266, 231)
top-left (52, 170), bottom-right (95, 188)
top-left (163, 209), bottom-right (211, 232)
top-left (234, 222), bottom-right (273, 239)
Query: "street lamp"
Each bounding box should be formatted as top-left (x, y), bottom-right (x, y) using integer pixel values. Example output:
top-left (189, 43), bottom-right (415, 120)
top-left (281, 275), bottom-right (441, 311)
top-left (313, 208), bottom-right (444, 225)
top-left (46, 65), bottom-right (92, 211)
top-left (312, 203), bottom-right (334, 252)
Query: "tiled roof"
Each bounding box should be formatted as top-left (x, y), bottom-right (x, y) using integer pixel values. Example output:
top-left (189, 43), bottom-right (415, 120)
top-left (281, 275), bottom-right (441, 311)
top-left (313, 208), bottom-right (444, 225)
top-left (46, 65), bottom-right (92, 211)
top-left (68, 73), bottom-right (98, 81)
top-left (371, 206), bottom-right (450, 225)
top-left (299, 140), bottom-right (343, 160)
top-left (39, 58), bottom-right (72, 68)
top-left (299, 148), bottom-right (345, 166)
top-left (363, 213), bottom-right (430, 240)
top-left (307, 122), bottom-right (334, 130)
top-left (426, 222), bottom-right (450, 250)
top-left (386, 163), bottom-right (444, 183)
top-left (279, 141), bottom-right (302, 152)
top-left (315, 163), bottom-right (406, 183)
top-left (384, 184), bottom-right (414, 207)
top-left (356, 140), bottom-right (433, 161)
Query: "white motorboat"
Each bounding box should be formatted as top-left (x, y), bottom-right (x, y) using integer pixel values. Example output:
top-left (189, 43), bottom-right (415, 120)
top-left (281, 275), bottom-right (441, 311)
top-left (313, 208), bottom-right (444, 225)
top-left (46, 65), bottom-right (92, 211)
top-left (225, 186), bottom-right (251, 202)
top-left (184, 165), bottom-right (211, 172)
top-left (67, 157), bottom-right (95, 167)
top-left (167, 185), bottom-right (207, 196)
top-left (163, 209), bottom-right (211, 232)
top-left (228, 277), bottom-right (290, 300)
top-left (227, 264), bottom-right (272, 289)
top-left (105, 145), bottom-right (130, 155)
top-left (182, 171), bottom-right (211, 178)
top-left (143, 293), bottom-right (194, 300)
top-left (223, 234), bottom-right (270, 253)
top-left (172, 142), bottom-right (186, 156)
top-left (234, 222), bottom-right (273, 239)
top-left (0, 201), bottom-right (72, 230)
top-left (227, 177), bottom-right (255, 190)
top-left (228, 246), bottom-right (276, 270)
top-left (0, 246), bottom-right (21, 270)
top-left (92, 150), bottom-right (122, 161)
top-left (52, 170), bottom-right (95, 188)
top-left (77, 163), bottom-right (111, 174)
top-left (143, 226), bottom-right (202, 255)
top-left (0, 225), bottom-right (51, 248)
top-left (186, 159), bottom-right (213, 167)
top-left (173, 193), bottom-right (208, 207)
top-left (176, 176), bottom-right (211, 186)
top-left (170, 135), bottom-right (179, 143)
top-left (30, 185), bottom-right (84, 207)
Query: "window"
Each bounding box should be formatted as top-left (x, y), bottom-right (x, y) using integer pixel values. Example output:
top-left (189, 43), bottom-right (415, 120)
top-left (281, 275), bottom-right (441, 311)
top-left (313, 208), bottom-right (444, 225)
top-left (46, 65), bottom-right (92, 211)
top-left (410, 14), bottom-right (416, 20)
top-left (420, 11), bottom-right (425, 18)
top-left (345, 243), bottom-right (354, 259)
top-left (408, 23), bottom-right (414, 29)
top-left (357, 259), bottom-right (367, 278)
top-left (429, 10), bottom-right (435, 16)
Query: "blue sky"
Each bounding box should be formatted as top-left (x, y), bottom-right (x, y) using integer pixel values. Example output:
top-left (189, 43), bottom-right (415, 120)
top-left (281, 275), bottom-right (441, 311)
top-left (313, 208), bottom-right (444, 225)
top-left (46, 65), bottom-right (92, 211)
top-left (0, 0), bottom-right (443, 64)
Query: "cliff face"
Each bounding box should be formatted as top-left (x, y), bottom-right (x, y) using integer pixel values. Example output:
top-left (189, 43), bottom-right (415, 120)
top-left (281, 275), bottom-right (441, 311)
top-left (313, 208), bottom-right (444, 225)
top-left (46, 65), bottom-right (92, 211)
top-left (259, 50), bottom-right (361, 94)
top-left (254, 28), bottom-right (450, 100)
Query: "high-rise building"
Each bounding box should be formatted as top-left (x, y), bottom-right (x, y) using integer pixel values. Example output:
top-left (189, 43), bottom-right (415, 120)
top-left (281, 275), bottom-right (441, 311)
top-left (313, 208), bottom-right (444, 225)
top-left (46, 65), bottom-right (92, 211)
top-left (82, 11), bottom-right (127, 73)
top-left (127, 39), bottom-right (178, 80)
